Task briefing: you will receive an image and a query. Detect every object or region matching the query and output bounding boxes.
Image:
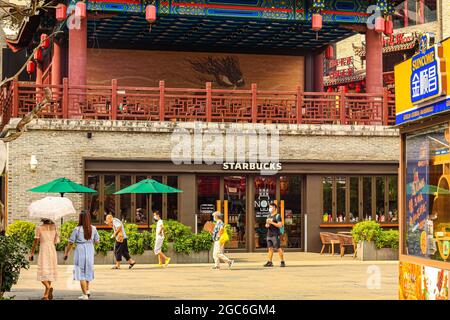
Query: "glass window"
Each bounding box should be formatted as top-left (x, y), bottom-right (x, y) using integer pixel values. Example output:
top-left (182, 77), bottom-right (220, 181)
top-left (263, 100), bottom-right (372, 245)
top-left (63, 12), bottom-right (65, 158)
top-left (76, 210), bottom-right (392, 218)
top-left (388, 176), bottom-right (398, 222)
top-left (136, 175), bottom-right (149, 224)
top-left (151, 176), bottom-right (163, 215)
top-left (167, 176), bottom-right (179, 220)
top-left (405, 124), bottom-right (450, 261)
top-left (104, 175), bottom-right (117, 217)
top-left (349, 177), bottom-right (359, 223)
top-left (86, 174), bottom-right (100, 223)
top-left (225, 176), bottom-right (247, 249)
top-left (336, 177), bottom-right (346, 223)
top-left (280, 176), bottom-right (302, 248)
top-left (322, 177), bottom-right (333, 222)
top-left (376, 177), bottom-right (386, 223)
top-left (363, 177), bottom-right (372, 221)
top-left (119, 175), bottom-right (132, 223)
top-left (197, 176), bottom-right (220, 233)
top-left (393, 0), bottom-right (436, 28)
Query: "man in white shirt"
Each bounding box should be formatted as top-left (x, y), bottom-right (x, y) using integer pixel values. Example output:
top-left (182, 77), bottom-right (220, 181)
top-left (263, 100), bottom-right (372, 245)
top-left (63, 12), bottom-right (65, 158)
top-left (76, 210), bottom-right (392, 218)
top-left (105, 214), bottom-right (136, 270)
top-left (153, 211), bottom-right (170, 267)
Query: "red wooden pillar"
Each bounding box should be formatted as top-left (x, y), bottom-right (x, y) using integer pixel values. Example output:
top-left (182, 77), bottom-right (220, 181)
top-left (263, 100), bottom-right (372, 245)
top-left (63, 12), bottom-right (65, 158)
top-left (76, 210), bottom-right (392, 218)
top-left (12, 78), bottom-right (19, 117)
top-left (111, 79), bottom-right (117, 120)
top-left (62, 78), bottom-right (69, 118)
top-left (382, 88), bottom-right (389, 125)
top-left (68, 13), bottom-right (87, 118)
top-left (159, 80), bottom-right (165, 122)
top-left (404, 0), bottom-right (408, 27)
top-left (296, 85), bottom-right (303, 124)
top-left (51, 39), bottom-right (62, 88)
top-left (314, 52), bottom-right (324, 92)
top-left (251, 83), bottom-right (257, 123)
top-left (206, 82), bottom-right (212, 122)
top-left (365, 28), bottom-right (383, 94)
top-left (36, 61), bottom-right (43, 103)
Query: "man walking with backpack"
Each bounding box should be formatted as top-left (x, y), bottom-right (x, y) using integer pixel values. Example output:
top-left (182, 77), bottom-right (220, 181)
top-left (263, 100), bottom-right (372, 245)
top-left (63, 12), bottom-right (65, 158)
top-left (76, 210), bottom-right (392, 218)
top-left (264, 203), bottom-right (286, 268)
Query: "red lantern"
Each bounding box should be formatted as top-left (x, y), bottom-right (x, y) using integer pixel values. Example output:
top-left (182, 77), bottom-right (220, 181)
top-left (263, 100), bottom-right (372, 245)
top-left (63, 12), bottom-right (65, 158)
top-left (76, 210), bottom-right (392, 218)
top-left (375, 16), bottom-right (385, 33)
top-left (56, 4), bottom-right (67, 21)
top-left (312, 13), bottom-right (322, 31)
top-left (384, 19), bottom-right (393, 35)
top-left (26, 61), bottom-right (35, 74)
top-left (327, 87), bottom-right (333, 93)
top-left (33, 48), bottom-right (43, 61)
top-left (355, 85), bottom-right (361, 93)
top-left (325, 45), bottom-right (334, 59)
top-left (40, 34), bottom-right (50, 49)
top-left (342, 85), bottom-right (348, 93)
top-left (146, 5), bottom-right (156, 23)
top-left (75, 2), bottom-right (86, 19)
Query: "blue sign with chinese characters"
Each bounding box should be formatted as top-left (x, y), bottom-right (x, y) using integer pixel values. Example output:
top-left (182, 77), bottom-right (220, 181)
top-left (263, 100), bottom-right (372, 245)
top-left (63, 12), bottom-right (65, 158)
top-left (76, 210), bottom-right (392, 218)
top-left (410, 37), bottom-right (442, 104)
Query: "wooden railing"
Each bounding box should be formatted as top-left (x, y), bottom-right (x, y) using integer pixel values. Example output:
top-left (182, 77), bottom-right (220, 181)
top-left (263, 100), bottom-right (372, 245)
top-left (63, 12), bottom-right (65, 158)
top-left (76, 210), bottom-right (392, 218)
top-left (0, 78), bottom-right (396, 126)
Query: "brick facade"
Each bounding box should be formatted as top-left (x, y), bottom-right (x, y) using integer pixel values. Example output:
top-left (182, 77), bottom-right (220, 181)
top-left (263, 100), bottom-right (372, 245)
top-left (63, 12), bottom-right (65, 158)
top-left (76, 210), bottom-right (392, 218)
top-left (5, 119), bottom-right (399, 224)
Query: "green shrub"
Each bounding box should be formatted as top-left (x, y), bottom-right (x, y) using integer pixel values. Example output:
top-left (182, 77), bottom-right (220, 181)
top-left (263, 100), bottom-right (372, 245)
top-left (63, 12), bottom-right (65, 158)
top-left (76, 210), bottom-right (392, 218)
top-left (6, 221), bottom-right (36, 250)
top-left (375, 229), bottom-right (399, 249)
top-left (0, 235), bottom-right (29, 298)
top-left (125, 224), bottom-right (144, 255)
top-left (351, 221), bottom-right (382, 243)
top-left (95, 230), bottom-right (115, 255)
top-left (56, 220), bottom-right (78, 251)
top-left (173, 235), bottom-right (194, 254)
top-left (191, 231), bottom-right (213, 253)
top-left (162, 220), bottom-right (192, 242)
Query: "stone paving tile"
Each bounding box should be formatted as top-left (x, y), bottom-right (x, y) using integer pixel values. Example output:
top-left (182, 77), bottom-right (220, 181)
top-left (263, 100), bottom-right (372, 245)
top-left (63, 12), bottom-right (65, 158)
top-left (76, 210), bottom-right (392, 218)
top-left (5, 253), bottom-right (398, 300)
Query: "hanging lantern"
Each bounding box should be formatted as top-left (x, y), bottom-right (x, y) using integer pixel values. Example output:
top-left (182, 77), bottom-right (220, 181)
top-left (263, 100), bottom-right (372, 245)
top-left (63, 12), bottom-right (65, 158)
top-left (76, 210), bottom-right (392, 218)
top-left (146, 4), bottom-right (157, 23)
top-left (343, 85), bottom-right (348, 93)
top-left (327, 87), bottom-right (333, 93)
top-left (384, 18), bottom-right (393, 35)
top-left (75, 2), bottom-right (87, 19)
top-left (56, 4), bottom-right (67, 21)
top-left (33, 48), bottom-right (43, 61)
top-left (40, 34), bottom-right (50, 49)
top-left (325, 45), bottom-right (334, 59)
top-left (26, 61), bottom-right (36, 74)
top-left (375, 16), bottom-right (385, 33)
top-left (355, 85), bottom-right (361, 93)
top-left (312, 13), bottom-right (322, 31)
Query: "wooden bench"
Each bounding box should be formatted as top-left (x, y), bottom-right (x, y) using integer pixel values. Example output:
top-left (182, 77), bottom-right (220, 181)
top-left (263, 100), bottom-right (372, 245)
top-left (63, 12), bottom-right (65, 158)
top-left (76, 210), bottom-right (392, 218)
top-left (319, 232), bottom-right (340, 255)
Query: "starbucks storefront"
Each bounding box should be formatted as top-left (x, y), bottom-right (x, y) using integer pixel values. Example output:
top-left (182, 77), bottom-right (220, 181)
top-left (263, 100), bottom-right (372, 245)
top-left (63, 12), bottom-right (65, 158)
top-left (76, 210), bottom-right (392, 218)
top-left (84, 159), bottom-right (398, 253)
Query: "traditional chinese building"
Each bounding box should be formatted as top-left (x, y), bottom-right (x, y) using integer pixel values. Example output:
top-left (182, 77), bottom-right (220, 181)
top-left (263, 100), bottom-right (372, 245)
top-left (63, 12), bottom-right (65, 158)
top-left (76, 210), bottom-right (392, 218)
top-left (0, 1), bottom-right (403, 253)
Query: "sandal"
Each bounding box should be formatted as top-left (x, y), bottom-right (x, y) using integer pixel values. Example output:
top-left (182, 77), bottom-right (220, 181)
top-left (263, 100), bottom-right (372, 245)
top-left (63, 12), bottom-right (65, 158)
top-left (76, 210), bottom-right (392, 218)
top-left (41, 296), bottom-right (49, 300)
top-left (48, 287), bottom-right (54, 300)
top-left (111, 266), bottom-right (120, 270)
top-left (129, 262), bottom-right (136, 269)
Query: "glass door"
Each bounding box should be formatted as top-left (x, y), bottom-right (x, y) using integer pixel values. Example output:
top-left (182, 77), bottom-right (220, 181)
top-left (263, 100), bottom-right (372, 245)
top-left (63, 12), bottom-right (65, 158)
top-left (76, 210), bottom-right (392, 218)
top-left (224, 176), bottom-right (247, 250)
top-left (197, 176), bottom-right (220, 233)
top-left (253, 176), bottom-right (277, 249)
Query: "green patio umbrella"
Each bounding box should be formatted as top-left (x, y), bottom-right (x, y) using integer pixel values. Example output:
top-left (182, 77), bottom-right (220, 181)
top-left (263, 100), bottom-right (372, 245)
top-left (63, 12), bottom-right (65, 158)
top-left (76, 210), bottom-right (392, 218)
top-left (114, 179), bottom-right (182, 228)
top-left (28, 177), bottom-right (98, 223)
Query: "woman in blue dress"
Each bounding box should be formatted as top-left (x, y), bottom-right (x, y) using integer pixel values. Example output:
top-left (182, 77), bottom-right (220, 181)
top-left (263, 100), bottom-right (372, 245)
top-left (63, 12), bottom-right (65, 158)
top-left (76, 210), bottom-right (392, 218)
top-left (64, 211), bottom-right (99, 300)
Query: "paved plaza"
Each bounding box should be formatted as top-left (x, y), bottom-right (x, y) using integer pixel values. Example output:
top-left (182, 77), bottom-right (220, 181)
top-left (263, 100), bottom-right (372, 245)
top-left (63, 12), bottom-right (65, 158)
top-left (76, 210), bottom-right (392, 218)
top-left (6, 253), bottom-right (398, 300)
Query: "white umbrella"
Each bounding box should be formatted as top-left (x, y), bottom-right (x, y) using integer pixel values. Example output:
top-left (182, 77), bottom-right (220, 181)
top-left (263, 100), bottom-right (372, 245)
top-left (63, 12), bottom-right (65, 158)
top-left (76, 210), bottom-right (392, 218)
top-left (28, 196), bottom-right (76, 221)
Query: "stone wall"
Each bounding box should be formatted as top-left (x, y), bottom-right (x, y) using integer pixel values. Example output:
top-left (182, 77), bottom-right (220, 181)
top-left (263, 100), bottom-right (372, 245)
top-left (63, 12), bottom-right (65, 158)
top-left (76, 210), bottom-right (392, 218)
top-left (5, 119), bottom-right (399, 223)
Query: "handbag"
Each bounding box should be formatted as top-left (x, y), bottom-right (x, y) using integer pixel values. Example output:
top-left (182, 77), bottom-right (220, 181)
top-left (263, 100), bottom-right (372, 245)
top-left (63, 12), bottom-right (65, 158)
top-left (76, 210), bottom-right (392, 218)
top-left (219, 228), bottom-right (230, 245)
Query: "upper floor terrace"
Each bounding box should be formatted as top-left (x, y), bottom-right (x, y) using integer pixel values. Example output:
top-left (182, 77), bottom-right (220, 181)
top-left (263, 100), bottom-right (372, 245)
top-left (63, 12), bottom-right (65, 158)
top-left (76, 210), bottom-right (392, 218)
top-left (0, 78), bottom-right (395, 129)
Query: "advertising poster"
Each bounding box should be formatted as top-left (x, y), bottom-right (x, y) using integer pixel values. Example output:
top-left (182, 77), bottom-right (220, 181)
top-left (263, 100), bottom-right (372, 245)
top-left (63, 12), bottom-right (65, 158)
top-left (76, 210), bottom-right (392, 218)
top-left (399, 262), bottom-right (424, 300)
top-left (423, 266), bottom-right (449, 300)
top-left (406, 140), bottom-right (430, 257)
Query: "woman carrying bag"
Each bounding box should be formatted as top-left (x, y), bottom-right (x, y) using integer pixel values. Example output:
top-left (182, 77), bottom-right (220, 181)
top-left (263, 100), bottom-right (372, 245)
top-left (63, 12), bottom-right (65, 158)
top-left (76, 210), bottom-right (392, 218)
top-left (209, 211), bottom-right (234, 270)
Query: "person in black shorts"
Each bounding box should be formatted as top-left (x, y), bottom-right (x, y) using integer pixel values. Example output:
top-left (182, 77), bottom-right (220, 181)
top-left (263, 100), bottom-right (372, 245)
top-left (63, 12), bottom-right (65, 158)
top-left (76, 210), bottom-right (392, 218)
top-left (264, 203), bottom-right (285, 267)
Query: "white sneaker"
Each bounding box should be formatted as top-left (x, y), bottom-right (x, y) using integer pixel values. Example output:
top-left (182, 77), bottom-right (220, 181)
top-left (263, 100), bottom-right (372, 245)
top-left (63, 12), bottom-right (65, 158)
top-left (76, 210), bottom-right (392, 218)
top-left (86, 290), bottom-right (91, 298)
top-left (78, 294), bottom-right (89, 300)
top-left (228, 260), bottom-right (234, 269)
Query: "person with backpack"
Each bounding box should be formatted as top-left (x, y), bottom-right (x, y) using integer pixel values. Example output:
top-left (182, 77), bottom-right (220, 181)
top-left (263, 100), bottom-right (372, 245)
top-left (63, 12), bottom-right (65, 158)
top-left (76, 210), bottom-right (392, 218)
top-left (264, 203), bottom-right (286, 268)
